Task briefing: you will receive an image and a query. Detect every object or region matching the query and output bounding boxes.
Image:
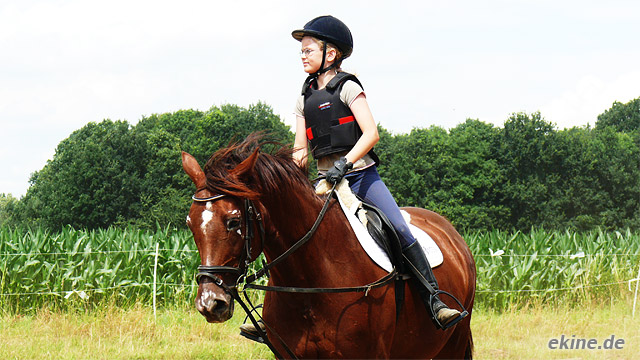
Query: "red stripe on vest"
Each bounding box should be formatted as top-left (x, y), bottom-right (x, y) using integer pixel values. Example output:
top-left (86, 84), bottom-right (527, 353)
top-left (339, 116), bottom-right (355, 125)
top-left (306, 127), bottom-right (314, 140)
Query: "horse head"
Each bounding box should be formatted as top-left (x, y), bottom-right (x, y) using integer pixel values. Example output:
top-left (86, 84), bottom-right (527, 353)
top-left (182, 133), bottom-right (326, 324)
top-left (182, 150), bottom-right (265, 323)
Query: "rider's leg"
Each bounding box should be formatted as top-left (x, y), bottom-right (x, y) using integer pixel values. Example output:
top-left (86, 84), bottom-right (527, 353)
top-left (345, 167), bottom-right (414, 248)
top-left (345, 167), bottom-right (464, 328)
top-left (401, 241), bottom-right (464, 328)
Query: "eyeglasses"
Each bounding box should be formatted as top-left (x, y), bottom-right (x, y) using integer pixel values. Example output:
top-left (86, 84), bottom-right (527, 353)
top-left (299, 48), bottom-right (316, 57)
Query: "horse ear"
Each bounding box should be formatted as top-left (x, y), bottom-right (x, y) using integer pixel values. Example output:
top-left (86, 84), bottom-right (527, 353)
top-left (231, 148), bottom-right (260, 180)
top-left (182, 151), bottom-right (206, 189)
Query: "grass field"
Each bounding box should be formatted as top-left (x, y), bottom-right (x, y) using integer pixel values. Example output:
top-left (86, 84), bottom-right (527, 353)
top-left (2, 297), bottom-right (639, 359)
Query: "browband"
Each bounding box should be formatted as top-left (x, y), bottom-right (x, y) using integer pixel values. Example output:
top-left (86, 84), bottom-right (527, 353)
top-left (192, 193), bottom-right (226, 202)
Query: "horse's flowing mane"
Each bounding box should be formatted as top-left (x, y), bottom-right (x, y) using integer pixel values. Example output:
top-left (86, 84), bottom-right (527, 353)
top-left (203, 132), bottom-right (315, 200)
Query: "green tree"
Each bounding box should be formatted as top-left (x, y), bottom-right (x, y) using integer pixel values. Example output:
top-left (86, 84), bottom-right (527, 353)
top-left (379, 126), bottom-right (449, 210)
top-left (378, 121), bottom-right (508, 231)
top-left (498, 112), bottom-right (557, 230)
top-left (22, 120), bottom-right (144, 229)
top-left (9, 101), bottom-right (638, 232)
top-left (443, 119), bottom-right (508, 231)
top-left (596, 97), bottom-right (640, 133)
top-left (0, 193), bottom-right (19, 227)
top-left (132, 102), bottom-right (293, 227)
top-left (135, 103), bottom-right (292, 167)
top-left (17, 103), bottom-right (292, 230)
top-left (588, 128), bottom-right (640, 229)
top-left (548, 126), bottom-right (639, 230)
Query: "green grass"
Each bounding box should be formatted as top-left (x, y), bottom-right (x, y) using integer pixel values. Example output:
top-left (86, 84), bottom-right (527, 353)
top-left (473, 298), bottom-right (640, 359)
top-left (0, 304), bottom-right (274, 360)
top-left (2, 225), bottom-right (639, 358)
top-left (2, 298), bottom-right (639, 359)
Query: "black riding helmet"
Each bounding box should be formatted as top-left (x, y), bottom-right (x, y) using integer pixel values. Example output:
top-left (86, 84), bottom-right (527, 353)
top-left (292, 15), bottom-right (353, 77)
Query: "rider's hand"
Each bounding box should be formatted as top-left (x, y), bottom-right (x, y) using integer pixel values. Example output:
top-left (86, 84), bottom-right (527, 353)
top-left (325, 157), bottom-right (353, 184)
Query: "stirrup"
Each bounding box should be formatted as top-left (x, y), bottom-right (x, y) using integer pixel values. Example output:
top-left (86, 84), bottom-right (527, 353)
top-left (430, 290), bottom-right (469, 330)
top-left (239, 320), bottom-right (266, 343)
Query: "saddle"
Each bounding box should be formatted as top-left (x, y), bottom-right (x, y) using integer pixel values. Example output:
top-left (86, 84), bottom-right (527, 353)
top-left (356, 201), bottom-right (406, 274)
top-left (316, 179), bottom-right (443, 273)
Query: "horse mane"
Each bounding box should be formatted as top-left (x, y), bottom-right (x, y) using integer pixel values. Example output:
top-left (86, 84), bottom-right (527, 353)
top-left (203, 132), bottom-right (315, 200)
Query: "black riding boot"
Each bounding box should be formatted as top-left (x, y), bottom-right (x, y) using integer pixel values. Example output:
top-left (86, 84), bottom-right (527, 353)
top-left (402, 241), bottom-right (466, 329)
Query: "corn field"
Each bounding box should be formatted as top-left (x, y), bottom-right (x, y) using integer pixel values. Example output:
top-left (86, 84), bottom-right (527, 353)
top-left (0, 226), bottom-right (199, 312)
top-left (1, 226), bottom-right (639, 313)
top-left (468, 228), bottom-right (640, 308)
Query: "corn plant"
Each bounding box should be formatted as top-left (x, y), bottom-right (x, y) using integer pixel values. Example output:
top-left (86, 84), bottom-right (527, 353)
top-left (0, 225), bottom-right (275, 314)
top-left (2, 226), bottom-right (639, 313)
top-left (467, 228), bottom-right (640, 309)
top-left (0, 226), bottom-right (199, 313)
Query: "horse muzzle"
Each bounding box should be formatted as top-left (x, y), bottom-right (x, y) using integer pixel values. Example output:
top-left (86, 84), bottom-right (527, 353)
top-left (195, 282), bottom-right (234, 323)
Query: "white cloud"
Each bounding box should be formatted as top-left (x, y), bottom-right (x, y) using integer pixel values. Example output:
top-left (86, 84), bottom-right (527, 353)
top-left (542, 71), bottom-right (640, 129)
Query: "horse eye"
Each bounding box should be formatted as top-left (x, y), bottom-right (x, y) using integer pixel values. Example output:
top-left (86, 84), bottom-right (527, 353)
top-left (226, 218), bottom-right (241, 231)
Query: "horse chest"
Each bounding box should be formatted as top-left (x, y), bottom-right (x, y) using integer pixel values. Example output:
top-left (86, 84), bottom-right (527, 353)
top-left (301, 306), bottom-right (317, 322)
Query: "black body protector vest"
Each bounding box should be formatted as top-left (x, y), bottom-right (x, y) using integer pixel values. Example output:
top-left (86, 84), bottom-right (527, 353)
top-left (302, 72), bottom-right (379, 163)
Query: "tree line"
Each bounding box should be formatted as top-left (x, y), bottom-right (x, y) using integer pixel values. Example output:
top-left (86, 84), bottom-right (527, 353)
top-left (1, 98), bottom-right (638, 232)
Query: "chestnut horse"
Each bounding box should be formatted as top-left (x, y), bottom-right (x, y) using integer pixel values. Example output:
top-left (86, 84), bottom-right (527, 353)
top-left (182, 134), bottom-right (475, 359)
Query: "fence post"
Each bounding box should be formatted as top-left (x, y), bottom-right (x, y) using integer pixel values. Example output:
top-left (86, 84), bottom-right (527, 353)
top-left (153, 242), bottom-right (159, 322)
top-left (633, 260), bottom-right (640, 318)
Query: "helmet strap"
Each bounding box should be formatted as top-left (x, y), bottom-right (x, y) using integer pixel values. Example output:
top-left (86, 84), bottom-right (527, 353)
top-left (310, 43), bottom-right (337, 78)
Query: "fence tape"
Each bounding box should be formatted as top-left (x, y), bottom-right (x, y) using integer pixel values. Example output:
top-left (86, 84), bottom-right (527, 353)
top-left (0, 249), bottom-right (198, 257)
top-left (0, 283), bottom-right (150, 297)
top-left (476, 279), bottom-right (634, 294)
top-left (1, 279), bottom-right (636, 297)
top-left (475, 253), bottom-right (640, 258)
top-left (2, 250), bottom-right (638, 258)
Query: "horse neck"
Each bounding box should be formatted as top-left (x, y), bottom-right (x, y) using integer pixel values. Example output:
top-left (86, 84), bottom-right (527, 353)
top-left (260, 184), bottom-right (327, 246)
top-left (260, 185), bottom-right (374, 286)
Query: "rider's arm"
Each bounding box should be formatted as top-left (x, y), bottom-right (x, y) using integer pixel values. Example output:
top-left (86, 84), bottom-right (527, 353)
top-left (293, 114), bottom-right (309, 168)
top-left (344, 93), bottom-right (379, 164)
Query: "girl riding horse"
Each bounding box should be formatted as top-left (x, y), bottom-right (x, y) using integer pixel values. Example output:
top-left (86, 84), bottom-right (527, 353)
top-left (241, 14), bottom-right (465, 339)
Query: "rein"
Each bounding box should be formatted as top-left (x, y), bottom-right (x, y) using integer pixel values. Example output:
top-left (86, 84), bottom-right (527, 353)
top-left (191, 184), bottom-right (399, 359)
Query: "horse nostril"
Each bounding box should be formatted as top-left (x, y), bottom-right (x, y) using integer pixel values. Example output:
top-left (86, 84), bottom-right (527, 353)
top-left (205, 299), bottom-right (225, 313)
top-left (196, 286), bottom-right (234, 322)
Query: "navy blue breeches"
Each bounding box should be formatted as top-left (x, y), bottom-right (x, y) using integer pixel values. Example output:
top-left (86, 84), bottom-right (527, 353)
top-left (345, 166), bottom-right (417, 249)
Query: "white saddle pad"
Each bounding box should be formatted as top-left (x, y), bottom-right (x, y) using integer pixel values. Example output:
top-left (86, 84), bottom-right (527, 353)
top-left (325, 180), bottom-right (443, 273)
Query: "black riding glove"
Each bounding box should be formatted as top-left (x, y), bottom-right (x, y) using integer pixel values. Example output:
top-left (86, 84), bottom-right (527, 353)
top-left (325, 157), bottom-right (353, 184)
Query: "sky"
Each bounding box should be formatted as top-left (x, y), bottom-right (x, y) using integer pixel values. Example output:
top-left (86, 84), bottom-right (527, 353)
top-left (1, 0), bottom-right (639, 197)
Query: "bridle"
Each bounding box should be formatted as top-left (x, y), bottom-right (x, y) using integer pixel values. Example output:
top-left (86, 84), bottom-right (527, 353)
top-left (190, 184), bottom-right (398, 359)
top-left (192, 192), bottom-right (265, 290)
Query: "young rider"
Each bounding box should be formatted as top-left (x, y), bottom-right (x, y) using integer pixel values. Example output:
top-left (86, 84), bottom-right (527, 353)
top-left (240, 15), bottom-right (465, 340)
